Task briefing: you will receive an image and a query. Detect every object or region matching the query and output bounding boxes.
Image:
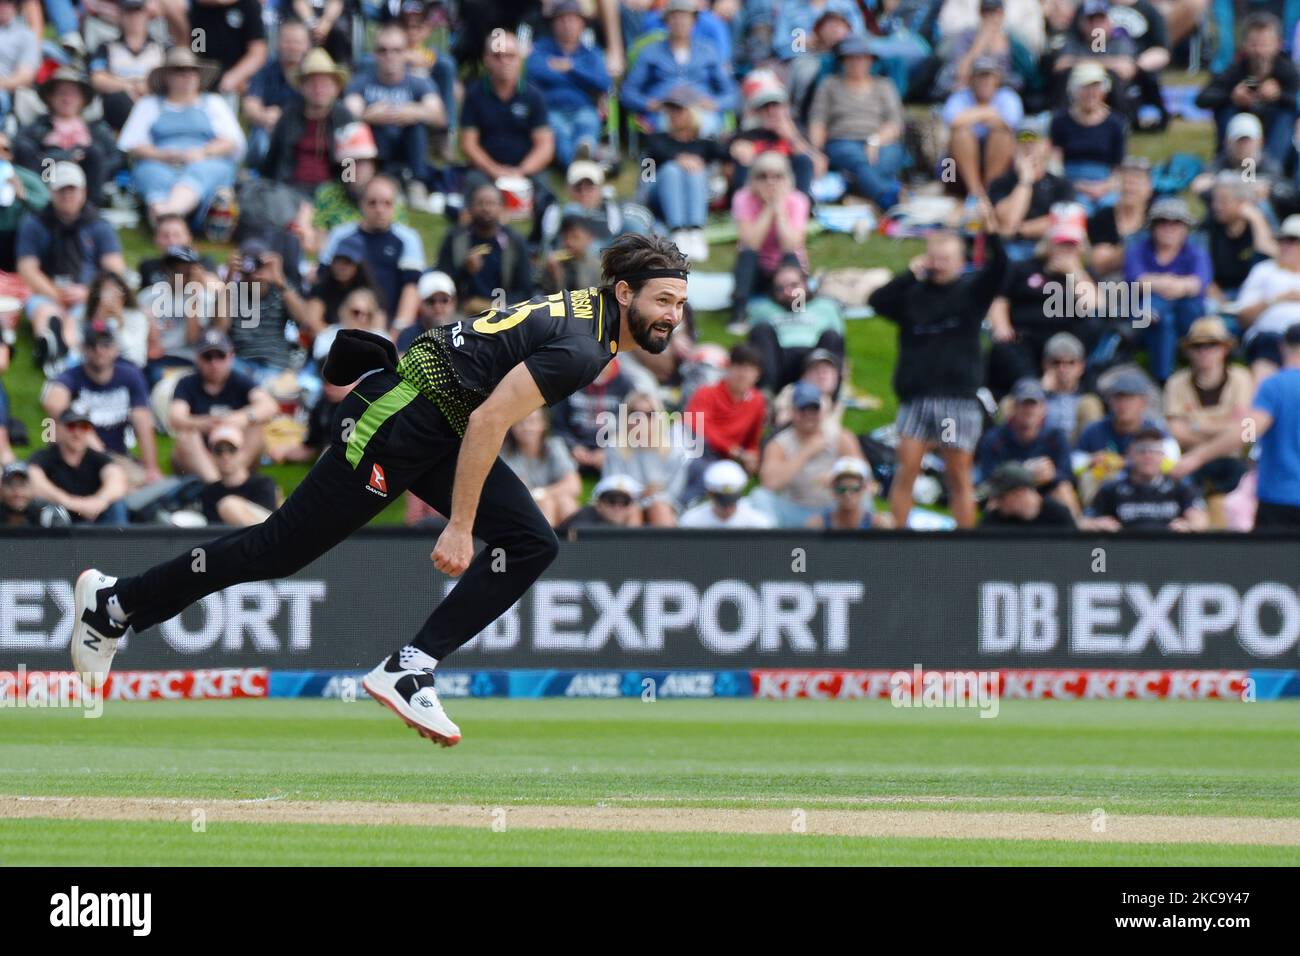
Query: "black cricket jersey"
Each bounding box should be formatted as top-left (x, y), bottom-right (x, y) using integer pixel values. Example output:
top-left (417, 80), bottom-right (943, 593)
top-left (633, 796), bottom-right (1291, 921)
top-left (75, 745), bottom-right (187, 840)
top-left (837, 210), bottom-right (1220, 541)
top-left (396, 287), bottom-right (620, 435)
top-left (1087, 472), bottom-right (1204, 530)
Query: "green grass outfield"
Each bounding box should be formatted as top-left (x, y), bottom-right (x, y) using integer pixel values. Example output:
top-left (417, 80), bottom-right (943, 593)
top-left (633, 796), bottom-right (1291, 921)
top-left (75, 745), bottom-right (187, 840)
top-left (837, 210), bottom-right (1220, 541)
top-left (2, 697), bottom-right (1298, 865)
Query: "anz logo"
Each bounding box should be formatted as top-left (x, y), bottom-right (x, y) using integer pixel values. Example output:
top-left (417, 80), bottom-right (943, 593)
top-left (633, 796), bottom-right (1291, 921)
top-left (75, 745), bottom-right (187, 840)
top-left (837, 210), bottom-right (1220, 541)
top-left (451, 321), bottom-right (465, 348)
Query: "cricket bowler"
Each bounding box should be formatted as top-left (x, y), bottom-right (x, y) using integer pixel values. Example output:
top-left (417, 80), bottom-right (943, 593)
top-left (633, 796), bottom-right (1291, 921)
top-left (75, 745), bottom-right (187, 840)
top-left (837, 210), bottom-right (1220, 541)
top-left (69, 233), bottom-right (690, 746)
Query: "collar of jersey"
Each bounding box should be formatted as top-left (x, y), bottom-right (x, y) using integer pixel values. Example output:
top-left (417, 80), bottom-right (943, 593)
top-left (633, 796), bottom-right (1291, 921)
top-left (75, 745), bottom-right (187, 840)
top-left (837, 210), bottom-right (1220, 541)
top-left (598, 288), bottom-right (620, 355)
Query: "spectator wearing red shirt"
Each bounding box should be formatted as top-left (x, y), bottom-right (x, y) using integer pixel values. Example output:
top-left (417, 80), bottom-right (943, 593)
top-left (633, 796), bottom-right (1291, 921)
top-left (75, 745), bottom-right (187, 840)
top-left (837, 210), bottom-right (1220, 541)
top-left (682, 342), bottom-right (766, 506)
top-left (260, 49), bottom-right (356, 196)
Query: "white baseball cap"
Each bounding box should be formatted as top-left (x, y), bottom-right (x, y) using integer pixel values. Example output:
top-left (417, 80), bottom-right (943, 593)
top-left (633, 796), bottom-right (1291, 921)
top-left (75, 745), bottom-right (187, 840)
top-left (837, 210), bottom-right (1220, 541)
top-left (566, 160), bottom-right (605, 187)
top-left (50, 161), bottom-right (86, 191)
top-left (592, 473), bottom-right (643, 501)
top-left (417, 270), bottom-right (455, 300)
top-left (1225, 112), bottom-right (1263, 142)
top-left (703, 459), bottom-right (748, 496)
top-left (830, 457), bottom-right (870, 481)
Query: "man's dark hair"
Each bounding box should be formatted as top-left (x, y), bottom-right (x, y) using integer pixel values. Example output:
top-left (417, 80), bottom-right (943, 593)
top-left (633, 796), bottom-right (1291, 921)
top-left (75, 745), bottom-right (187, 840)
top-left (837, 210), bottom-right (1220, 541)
top-left (1241, 11), bottom-right (1280, 38)
top-left (87, 271), bottom-right (136, 318)
top-left (599, 233), bottom-right (690, 296)
top-left (278, 16), bottom-right (309, 34)
top-left (729, 342), bottom-right (762, 368)
top-left (1132, 426), bottom-right (1166, 445)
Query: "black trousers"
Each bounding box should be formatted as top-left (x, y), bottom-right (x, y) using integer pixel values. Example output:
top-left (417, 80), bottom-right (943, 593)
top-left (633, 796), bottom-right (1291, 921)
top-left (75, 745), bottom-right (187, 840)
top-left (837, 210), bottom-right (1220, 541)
top-left (117, 371), bottom-right (559, 660)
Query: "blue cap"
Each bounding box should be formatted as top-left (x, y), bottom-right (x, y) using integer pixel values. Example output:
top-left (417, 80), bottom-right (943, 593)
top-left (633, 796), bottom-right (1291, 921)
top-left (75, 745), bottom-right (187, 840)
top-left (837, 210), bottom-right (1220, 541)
top-left (1011, 377), bottom-right (1047, 403)
top-left (334, 233), bottom-right (367, 263)
top-left (792, 381), bottom-right (823, 409)
top-left (1105, 369), bottom-right (1150, 397)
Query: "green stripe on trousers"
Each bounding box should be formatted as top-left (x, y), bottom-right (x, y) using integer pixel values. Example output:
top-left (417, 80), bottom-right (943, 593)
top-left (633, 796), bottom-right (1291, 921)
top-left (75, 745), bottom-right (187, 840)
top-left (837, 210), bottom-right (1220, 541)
top-left (345, 379), bottom-right (419, 467)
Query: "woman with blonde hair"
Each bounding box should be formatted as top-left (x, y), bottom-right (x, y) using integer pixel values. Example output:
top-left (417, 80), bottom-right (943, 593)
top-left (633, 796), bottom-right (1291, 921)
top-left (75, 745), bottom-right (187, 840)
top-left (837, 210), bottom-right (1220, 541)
top-left (601, 390), bottom-right (691, 526)
top-left (730, 150), bottom-right (810, 327)
top-left (312, 288), bottom-right (387, 364)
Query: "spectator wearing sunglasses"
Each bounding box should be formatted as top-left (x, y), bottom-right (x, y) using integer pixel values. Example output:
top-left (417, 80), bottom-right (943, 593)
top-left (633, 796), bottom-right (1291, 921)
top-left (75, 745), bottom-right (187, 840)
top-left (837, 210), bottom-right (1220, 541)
top-left (1029, 332), bottom-right (1104, 444)
top-left (397, 270), bottom-right (460, 355)
top-left (311, 288), bottom-right (388, 366)
top-left (557, 474), bottom-right (645, 531)
top-left (41, 319), bottom-right (160, 488)
top-left (806, 457), bottom-right (891, 529)
top-left (1081, 426), bottom-right (1207, 531)
top-left (168, 330), bottom-right (277, 483)
top-left (1162, 317), bottom-right (1254, 501)
top-left (751, 381), bottom-right (864, 527)
top-left (458, 30), bottom-right (554, 225)
top-left (343, 24), bottom-right (447, 206)
top-left (989, 114), bottom-right (1074, 262)
top-left (25, 407), bottom-right (130, 525)
top-left (199, 424), bottom-right (280, 526)
top-left (319, 175), bottom-right (424, 331)
top-left (1125, 196), bottom-right (1211, 383)
top-left (680, 459), bottom-right (772, 529)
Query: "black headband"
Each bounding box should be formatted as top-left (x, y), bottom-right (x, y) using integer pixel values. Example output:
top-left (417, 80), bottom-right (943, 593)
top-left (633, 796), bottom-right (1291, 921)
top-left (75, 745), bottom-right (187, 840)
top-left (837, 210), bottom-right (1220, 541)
top-left (617, 268), bottom-right (689, 283)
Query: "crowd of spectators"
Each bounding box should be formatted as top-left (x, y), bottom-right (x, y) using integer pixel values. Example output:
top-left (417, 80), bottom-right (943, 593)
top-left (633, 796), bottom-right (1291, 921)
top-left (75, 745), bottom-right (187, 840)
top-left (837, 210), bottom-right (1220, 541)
top-left (0, 0), bottom-right (1296, 536)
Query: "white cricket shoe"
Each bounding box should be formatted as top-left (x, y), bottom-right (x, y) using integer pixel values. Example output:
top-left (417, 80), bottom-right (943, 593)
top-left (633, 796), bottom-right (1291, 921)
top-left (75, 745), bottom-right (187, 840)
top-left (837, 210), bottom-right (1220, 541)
top-left (362, 653), bottom-right (462, 747)
top-left (70, 569), bottom-right (128, 690)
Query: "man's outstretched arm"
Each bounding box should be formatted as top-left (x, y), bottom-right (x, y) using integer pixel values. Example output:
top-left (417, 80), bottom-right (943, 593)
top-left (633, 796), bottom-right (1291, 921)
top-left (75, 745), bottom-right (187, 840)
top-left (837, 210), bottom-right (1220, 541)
top-left (431, 362), bottom-right (546, 576)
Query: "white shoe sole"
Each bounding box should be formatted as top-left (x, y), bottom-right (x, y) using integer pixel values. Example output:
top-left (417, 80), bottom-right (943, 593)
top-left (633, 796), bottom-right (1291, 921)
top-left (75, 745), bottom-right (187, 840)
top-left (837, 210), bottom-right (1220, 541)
top-left (362, 667), bottom-right (462, 748)
top-left (70, 568), bottom-right (120, 691)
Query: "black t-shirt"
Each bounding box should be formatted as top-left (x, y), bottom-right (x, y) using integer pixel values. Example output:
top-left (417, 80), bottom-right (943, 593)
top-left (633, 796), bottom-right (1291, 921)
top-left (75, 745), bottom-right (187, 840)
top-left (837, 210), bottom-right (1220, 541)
top-left (1049, 111), bottom-right (1127, 168)
top-left (188, 0), bottom-right (265, 71)
top-left (1088, 472), bottom-right (1204, 529)
top-left (200, 474), bottom-right (279, 523)
top-left (399, 287), bottom-right (620, 408)
top-left (988, 171), bottom-right (1074, 240)
top-left (28, 446), bottom-right (113, 499)
top-left (1203, 217), bottom-right (1266, 291)
top-left (981, 497), bottom-right (1076, 528)
top-left (173, 370), bottom-right (257, 418)
top-left (867, 238), bottom-right (1006, 401)
top-left (999, 257), bottom-right (1077, 331)
top-left (459, 80), bottom-right (548, 167)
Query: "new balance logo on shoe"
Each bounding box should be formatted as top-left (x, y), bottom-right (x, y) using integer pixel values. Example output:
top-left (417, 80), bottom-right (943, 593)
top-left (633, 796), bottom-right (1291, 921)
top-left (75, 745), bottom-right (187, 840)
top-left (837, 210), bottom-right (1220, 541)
top-left (366, 463), bottom-right (388, 498)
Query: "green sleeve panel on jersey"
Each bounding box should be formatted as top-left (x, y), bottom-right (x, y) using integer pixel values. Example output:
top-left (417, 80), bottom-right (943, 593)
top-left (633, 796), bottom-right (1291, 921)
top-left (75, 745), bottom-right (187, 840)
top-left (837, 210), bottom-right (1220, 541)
top-left (345, 379), bottom-right (420, 467)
